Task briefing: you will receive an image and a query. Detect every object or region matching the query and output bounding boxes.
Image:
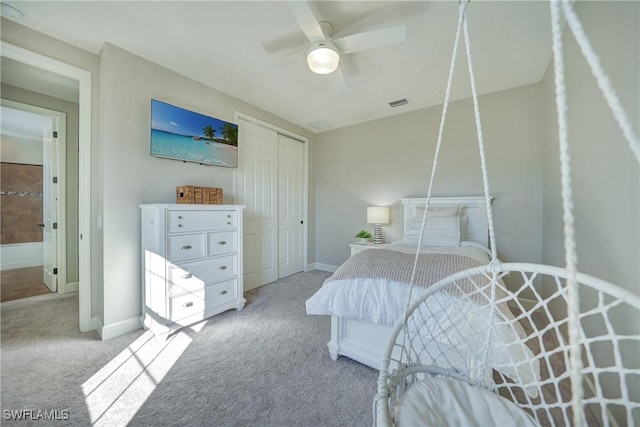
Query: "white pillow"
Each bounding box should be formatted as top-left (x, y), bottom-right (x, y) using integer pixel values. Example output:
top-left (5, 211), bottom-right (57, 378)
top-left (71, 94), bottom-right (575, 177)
top-left (403, 206), bottom-right (461, 246)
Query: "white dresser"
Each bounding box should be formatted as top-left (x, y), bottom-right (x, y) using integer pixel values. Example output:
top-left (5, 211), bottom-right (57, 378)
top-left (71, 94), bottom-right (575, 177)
top-left (139, 204), bottom-right (245, 337)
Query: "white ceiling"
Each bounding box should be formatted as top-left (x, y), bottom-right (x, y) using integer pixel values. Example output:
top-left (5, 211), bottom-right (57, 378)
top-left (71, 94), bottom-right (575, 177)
top-left (5, 1), bottom-right (553, 133)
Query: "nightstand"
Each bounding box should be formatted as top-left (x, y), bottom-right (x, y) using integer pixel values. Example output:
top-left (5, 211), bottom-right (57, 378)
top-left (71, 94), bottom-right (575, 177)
top-left (349, 242), bottom-right (391, 257)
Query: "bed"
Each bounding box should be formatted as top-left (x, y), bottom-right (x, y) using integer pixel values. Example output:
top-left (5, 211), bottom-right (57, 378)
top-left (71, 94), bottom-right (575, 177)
top-left (306, 196), bottom-right (536, 386)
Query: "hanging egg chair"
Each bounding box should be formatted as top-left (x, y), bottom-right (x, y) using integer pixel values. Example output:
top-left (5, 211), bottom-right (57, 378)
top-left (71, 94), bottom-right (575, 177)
top-left (374, 0), bottom-right (640, 425)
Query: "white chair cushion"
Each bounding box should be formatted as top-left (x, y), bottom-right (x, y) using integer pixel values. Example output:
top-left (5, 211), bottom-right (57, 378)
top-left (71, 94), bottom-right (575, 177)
top-left (396, 377), bottom-right (538, 427)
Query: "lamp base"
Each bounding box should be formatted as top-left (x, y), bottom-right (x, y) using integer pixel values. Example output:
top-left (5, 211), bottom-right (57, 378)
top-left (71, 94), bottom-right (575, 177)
top-left (373, 225), bottom-right (383, 244)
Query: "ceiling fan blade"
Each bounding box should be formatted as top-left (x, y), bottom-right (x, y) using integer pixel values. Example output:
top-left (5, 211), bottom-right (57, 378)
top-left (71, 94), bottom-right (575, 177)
top-left (333, 25), bottom-right (406, 54)
top-left (256, 50), bottom-right (305, 72)
top-left (326, 67), bottom-right (347, 96)
top-left (333, 3), bottom-right (403, 39)
top-left (287, 1), bottom-right (325, 43)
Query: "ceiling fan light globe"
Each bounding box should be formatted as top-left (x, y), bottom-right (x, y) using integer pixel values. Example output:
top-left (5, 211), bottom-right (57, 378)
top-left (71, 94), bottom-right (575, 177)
top-left (307, 46), bottom-right (340, 75)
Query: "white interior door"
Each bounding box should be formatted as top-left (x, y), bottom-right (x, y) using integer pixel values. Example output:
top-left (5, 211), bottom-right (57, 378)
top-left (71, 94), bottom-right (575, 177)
top-left (238, 119), bottom-right (278, 290)
top-left (277, 135), bottom-right (304, 278)
top-left (42, 119), bottom-right (57, 292)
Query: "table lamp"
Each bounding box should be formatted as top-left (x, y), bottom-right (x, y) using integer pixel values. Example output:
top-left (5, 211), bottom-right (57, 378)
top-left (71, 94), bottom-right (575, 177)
top-left (367, 206), bottom-right (390, 244)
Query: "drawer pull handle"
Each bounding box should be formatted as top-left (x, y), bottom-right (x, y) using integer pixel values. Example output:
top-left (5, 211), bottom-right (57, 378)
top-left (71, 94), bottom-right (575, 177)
top-left (182, 273), bottom-right (192, 279)
top-left (227, 222), bottom-right (231, 225)
top-left (178, 224), bottom-right (183, 228)
top-left (181, 245), bottom-right (192, 250)
top-left (178, 215), bottom-right (183, 219)
top-left (218, 265), bottom-right (227, 270)
top-left (219, 290), bottom-right (228, 296)
top-left (227, 215), bottom-right (231, 218)
top-left (183, 301), bottom-right (193, 308)
top-left (217, 241), bottom-right (227, 245)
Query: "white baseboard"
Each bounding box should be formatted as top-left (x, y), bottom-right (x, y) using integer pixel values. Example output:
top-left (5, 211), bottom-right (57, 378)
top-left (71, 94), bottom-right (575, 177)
top-left (61, 281), bottom-right (79, 293)
top-left (100, 316), bottom-right (141, 340)
top-left (311, 263), bottom-right (338, 273)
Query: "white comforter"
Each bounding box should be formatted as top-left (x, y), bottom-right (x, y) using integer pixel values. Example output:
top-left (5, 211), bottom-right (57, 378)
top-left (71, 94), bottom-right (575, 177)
top-left (306, 242), bottom-right (491, 326)
top-left (306, 242), bottom-right (540, 397)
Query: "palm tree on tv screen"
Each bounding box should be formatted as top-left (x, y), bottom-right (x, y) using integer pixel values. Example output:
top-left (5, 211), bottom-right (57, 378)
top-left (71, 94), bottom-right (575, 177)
top-left (222, 123), bottom-right (238, 147)
top-left (203, 125), bottom-right (216, 140)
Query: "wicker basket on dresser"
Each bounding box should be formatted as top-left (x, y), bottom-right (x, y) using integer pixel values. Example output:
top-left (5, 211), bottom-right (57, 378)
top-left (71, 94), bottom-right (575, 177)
top-left (139, 203), bottom-right (245, 337)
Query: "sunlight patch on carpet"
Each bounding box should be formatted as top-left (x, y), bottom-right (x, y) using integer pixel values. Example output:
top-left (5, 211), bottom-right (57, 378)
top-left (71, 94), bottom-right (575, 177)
top-left (81, 323), bottom-right (205, 426)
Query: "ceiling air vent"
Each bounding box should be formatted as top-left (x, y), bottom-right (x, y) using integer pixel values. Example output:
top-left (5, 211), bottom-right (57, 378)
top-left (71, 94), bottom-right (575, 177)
top-left (388, 98), bottom-right (409, 108)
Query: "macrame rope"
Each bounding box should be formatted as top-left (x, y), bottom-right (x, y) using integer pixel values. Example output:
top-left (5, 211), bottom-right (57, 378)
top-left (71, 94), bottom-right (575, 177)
top-left (460, 0), bottom-right (502, 376)
top-left (550, 1), bottom-right (584, 425)
top-left (403, 0), bottom-right (466, 323)
top-left (560, 0), bottom-right (640, 163)
top-left (460, 0), bottom-right (498, 266)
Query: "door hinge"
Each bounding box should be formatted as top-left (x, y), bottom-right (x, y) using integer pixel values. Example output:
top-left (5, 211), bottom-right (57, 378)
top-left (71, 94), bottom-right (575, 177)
top-left (53, 131), bottom-right (58, 138)
top-left (53, 222), bottom-right (58, 230)
top-left (53, 268), bottom-right (58, 275)
top-left (53, 177), bottom-right (58, 184)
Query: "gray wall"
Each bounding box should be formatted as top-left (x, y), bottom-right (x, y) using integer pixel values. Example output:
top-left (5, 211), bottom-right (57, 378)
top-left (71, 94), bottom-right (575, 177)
top-left (314, 83), bottom-right (545, 289)
top-left (540, 3), bottom-right (639, 414)
top-left (541, 3), bottom-right (638, 300)
top-left (0, 83), bottom-right (80, 284)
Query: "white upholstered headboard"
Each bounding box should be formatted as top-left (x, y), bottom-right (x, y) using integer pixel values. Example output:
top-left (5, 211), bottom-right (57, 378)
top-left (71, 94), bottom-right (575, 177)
top-left (400, 197), bottom-right (493, 248)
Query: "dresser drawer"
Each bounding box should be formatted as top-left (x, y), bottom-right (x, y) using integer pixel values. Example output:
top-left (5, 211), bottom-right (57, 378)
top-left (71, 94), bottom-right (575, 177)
top-left (204, 279), bottom-right (237, 310)
top-left (168, 255), bottom-right (237, 294)
top-left (169, 292), bottom-right (205, 322)
top-left (169, 279), bottom-right (237, 322)
top-left (167, 234), bottom-right (205, 262)
top-left (168, 210), bottom-right (236, 233)
top-left (208, 231), bottom-right (237, 256)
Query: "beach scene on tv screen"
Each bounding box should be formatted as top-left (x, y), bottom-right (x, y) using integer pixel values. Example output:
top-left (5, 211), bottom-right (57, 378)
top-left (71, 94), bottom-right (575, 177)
top-left (151, 100), bottom-right (238, 168)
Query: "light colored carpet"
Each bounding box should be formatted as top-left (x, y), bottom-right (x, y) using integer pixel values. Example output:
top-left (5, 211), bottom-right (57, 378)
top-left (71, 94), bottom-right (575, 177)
top-left (1, 270), bottom-right (378, 426)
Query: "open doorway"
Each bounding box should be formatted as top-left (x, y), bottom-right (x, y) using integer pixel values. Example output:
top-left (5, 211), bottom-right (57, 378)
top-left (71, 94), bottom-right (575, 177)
top-left (0, 102), bottom-right (65, 301)
top-left (1, 42), bottom-right (93, 332)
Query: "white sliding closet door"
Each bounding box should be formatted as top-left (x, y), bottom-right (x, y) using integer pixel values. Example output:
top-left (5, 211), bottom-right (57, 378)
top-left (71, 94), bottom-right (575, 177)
top-left (278, 134), bottom-right (304, 278)
top-left (238, 120), bottom-right (278, 290)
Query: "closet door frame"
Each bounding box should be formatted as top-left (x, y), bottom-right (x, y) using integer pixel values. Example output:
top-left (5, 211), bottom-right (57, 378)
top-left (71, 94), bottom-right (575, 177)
top-left (233, 112), bottom-right (309, 287)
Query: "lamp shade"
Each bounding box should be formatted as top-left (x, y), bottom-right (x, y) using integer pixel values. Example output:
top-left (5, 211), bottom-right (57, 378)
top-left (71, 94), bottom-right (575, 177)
top-left (307, 41), bottom-right (340, 74)
top-left (367, 206), bottom-right (390, 224)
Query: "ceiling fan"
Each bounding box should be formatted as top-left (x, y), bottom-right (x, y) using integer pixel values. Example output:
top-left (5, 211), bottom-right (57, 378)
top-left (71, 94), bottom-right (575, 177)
top-left (268, 1), bottom-right (407, 94)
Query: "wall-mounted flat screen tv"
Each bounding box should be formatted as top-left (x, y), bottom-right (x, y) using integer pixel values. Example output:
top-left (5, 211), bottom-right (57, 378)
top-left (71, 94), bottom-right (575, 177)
top-left (150, 99), bottom-right (238, 168)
